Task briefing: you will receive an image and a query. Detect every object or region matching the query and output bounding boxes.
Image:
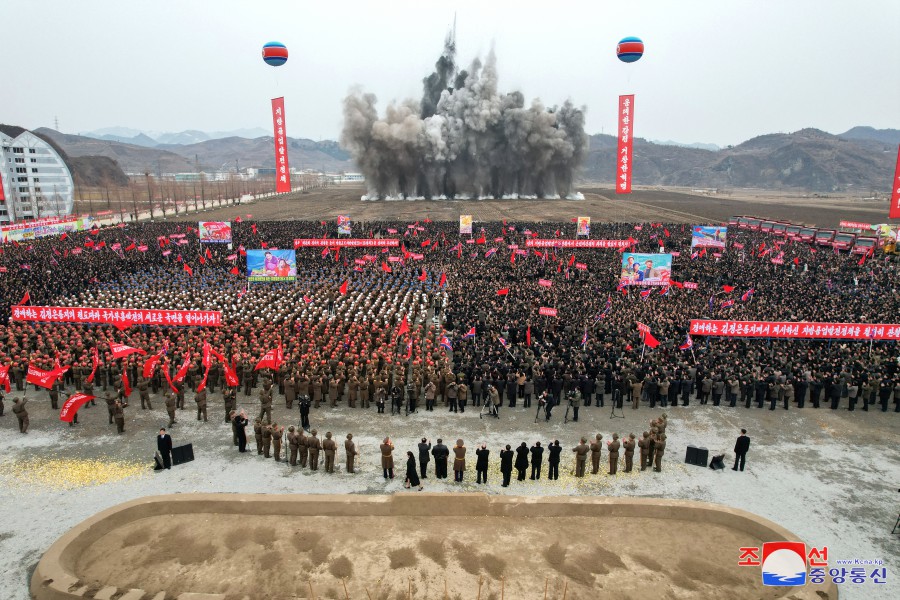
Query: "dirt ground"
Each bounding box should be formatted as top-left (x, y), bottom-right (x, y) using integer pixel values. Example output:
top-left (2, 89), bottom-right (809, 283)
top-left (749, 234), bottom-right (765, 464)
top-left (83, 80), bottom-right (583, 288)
top-left (187, 184), bottom-right (893, 228)
top-left (76, 512), bottom-right (776, 600)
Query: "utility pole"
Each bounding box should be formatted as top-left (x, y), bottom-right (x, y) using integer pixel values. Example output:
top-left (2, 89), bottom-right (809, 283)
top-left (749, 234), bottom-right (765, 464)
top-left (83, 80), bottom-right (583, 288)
top-left (145, 172), bottom-right (153, 220)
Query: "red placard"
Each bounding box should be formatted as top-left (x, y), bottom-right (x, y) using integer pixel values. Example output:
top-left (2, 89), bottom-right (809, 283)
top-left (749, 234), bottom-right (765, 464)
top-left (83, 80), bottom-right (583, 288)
top-left (526, 239), bottom-right (631, 249)
top-left (890, 145), bottom-right (900, 219)
top-left (0, 170), bottom-right (5, 201)
top-left (689, 319), bottom-right (900, 340)
top-left (539, 307), bottom-right (558, 317)
top-left (294, 239), bottom-right (399, 248)
top-left (616, 94), bottom-right (635, 194)
top-left (271, 97), bottom-right (291, 194)
top-left (575, 262), bottom-right (587, 270)
top-left (683, 282), bottom-right (698, 289)
top-left (839, 221), bottom-right (872, 230)
top-left (10, 305), bottom-right (222, 327)
top-left (538, 279), bottom-right (553, 287)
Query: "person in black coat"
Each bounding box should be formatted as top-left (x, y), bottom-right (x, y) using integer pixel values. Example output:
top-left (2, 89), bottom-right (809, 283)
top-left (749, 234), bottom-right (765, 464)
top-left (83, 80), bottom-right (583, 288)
top-left (530, 441), bottom-right (544, 480)
top-left (733, 429), bottom-right (750, 472)
top-left (405, 451), bottom-right (422, 490)
top-left (233, 410), bottom-right (249, 453)
top-left (514, 442), bottom-right (529, 481)
top-left (157, 427), bottom-right (173, 469)
top-left (547, 440), bottom-right (562, 480)
top-left (418, 438), bottom-right (431, 479)
top-left (431, 439), bottom-right (450, 479)
top-left (499, 445), bottom-right (514, 487)
top-left (475, 443), bottom-right (490, 484)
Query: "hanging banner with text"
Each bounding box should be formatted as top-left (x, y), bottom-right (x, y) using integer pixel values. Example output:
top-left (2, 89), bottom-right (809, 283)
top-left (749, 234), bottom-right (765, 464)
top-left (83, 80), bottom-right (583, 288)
top-left (11, 306), bottom-right (222, 327)
top-left (294, 238), bottom-right (399, 248)
top-left (689, 319), bottom-right (900, 340)
top-left (839, 221), bottom-right (872, 230)
top-left (616, 94), bottom-right (635, 194)
top-left (539, 307), bottom-right (558, 317)
top-left (526, 239), bottom-right (632, 249)
top-left (890, 144), bottom-right (900, 219)
top-left (271, 97), bottom-right (291, 193)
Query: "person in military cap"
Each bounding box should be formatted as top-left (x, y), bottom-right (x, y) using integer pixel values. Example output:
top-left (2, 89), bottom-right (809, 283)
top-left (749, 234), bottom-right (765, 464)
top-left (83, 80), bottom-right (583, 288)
top-left (572, 437), bottom-right (589, 477)
top-left (589, 434), bottom-right (603, 475)
top-left (272, 422), bottom-right (284, 461)
top-left (607, 433), bottom-right (620, 475)
top-left (113, 400), bottom-right (126, 434)
top-left (623, 433), bottom-right (636, 472)
top-left (307, 429), bottom-right (321, 470)
top-left (638, 431), bottom-right (651, 471)
top-left (105, 391), bottom-right (117, 425)
top-left (253, 418), bottom-right (263, 454)
top-left (323, 432), bottom-right (337, 473)
top-left (194, 386), bottom-right (208, 422)
top-left (287, 426), bottom-right (299, 466)
top-left (345, 433), bottom-right (358, 473)
top-left (12, 397), bottom-right (29, 433)
top-left (164, 392), bottom-right (177, 427)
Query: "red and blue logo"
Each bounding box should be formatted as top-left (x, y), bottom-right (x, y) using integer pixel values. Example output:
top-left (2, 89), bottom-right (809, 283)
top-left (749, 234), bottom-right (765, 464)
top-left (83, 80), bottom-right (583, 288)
top-left (762, 542), bottom-right (807, 586)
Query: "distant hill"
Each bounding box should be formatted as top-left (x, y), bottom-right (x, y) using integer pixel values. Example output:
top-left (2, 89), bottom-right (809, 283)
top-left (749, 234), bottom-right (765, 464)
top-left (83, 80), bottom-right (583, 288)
top-left (583, 129), bottom-right (895, 192)
top-left (649, 139), bottom-right (721, 151)
top-left (0, 124), bottom-right (128, 186)
top-left (79, 127), bottom-right (271, 145)
top-left (40, 128), bottom-right (354, 174)
top-left (837, 126), bottom-right (900, 147)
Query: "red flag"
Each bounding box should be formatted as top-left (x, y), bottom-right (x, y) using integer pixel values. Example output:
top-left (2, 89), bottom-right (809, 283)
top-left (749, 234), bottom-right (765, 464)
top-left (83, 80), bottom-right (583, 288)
top-left (143, 346), bottom-right (167, 379)
top-left (60, 232), bottom-right (68, 241)
top-left (59, 393), bottom-right (94, 422)
top-left (0, 364), bottom-right (10, 393)
top-left (511, 251), bottom-right (516, 265)
top-left (230, 266), bottom-right (240, 275)
top-left (26, 364), bottom-right (64, 389)
top-left (199, 255), bottom-right (206, 265)
top-left (173, 354), bottom-right (191, 383)
top-left (184, 264), bottom-right (193, 276)
top-left (109, 342), bottom-right (147, 360)
top-left (261, 241), bottom-right (268, 249)
top-left (857, 252), bottom-right (867, 266)
top-left (125, 243), bottom-right (136, 251)
top-left (421, 239), bottom-right (431, 248)
top-left (793, 257), bottom-right (800, 265)
top-left (223, 361), bottom-right (239, 387)
top-left (497, 288), bottom-right (509, 296)
top-left (202, 342), bottom-right (211, 369)
top-left (663, 228), bottom-right (670, 238)
top-left (722, 285), bottom-right (735, 293)
top-left (122, 369), bottom-right (131, 398)
top-left (85, 347), bottom-right (99, 384)
top-left (339, 280), bottom-right (348, 295)
top-left (251, 224), bottom-right (257, 235)
top-left (19, 290), bottom-right (30, 305)
top-left (398, 315), bottom-right (410, 337)
top-left (162, 360), bottom-right (178, 394)
top-left (197, 363), bottom-right (210, 393)
top-left (568, 254), bottom-right (576, 267)
top-left (526, 326), bottom-right (531, 347)
top-left (642, 331), bottom-right (660, 349)
top-left (672, 280), bottom-right (684, 289)
top-left (381, 262), bottom-right (392, 273)
top-left (889, 144), bottom-right (900, 219)
top-left (439, 272), bottom-right (447, 288)
top-left (205, 248), bottom-right (212, 259)
top-left (255, 346), bottom-right (282, 371)
top-left (418, 269), bottom-right (427, 282)
top-left (476, 235), bottom-right (485, 245)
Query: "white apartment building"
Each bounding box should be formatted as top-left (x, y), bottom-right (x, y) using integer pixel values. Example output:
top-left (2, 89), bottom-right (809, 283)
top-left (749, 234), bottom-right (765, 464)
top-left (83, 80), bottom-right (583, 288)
top-left (0, 129), bottom-right (74, 223)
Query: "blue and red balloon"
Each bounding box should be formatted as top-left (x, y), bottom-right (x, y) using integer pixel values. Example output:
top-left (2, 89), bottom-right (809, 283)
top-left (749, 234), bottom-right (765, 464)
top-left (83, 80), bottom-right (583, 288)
top-left (262, 41), bottom-right (288, 67)
top-left (616, 37), bottom-right (644, 63)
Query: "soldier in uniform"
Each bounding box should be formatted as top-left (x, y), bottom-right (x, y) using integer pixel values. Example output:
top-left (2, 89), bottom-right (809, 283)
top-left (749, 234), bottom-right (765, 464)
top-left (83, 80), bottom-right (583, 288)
top-left (638, 431), bottom-right (651, 471)
top-left (653, 430), bottom-right (667, 472)
top-left (623, 433), bottom-right (636, 472)
top-left (113, 400), bottom-right (126, 434)
top-left (272, 422), bottom-right (284, 461)
top-left (297, 427), bottom-right (309, 468)
top-left (138, 377), bottom-right (151, 409)
top-left (424, 381), bottom-right (436, 411)
top-left (452, 439), bottom-right (466, 482)
top-left (49, 380), bottom-right (60, 410)
top-left (572, 437), bottom-right (589, 477)
top-left (223, 386), bottom-right (236, 423)
top-left (12, 397), bottom-right (29, 433)
top-left (287, 426), bottom-right (299, 466)
top-left (164, 392), bottom-right (177, 427)
top-left (307, 429), bottom-right (321, 470)
top-left (380, 436), bottom-right (395, 479)
top-left (262, 422), bottom-right (273, 458)
top-left (345, 433), bottom-right (358, 473)
top-left (253, 418), bottom-right (263, 454)
top-left (105, 391), bottom-right (117, 425)
top-left (323, 432), bottom-right (337, 473)
top-left (589, 434), bottom-right (603, 475)
top-left (259, 381), bottom-right (273, 423)
top-left (194, 386), bottom-right (208, 422)
top-left (607, 433), bottom-right (620, 475)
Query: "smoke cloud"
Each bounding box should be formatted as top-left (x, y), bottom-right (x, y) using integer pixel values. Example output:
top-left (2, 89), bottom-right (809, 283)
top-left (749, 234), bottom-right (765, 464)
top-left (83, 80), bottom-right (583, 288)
top-left (341, 34), bottom-right (588, 200)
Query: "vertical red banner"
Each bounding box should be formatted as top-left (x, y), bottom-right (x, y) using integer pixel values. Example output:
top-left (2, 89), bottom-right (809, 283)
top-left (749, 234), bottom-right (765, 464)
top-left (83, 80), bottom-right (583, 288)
top-left (889, 144), bottom-right (900, 219)
top-left (616, 94), bottom-right (635, 194)
top-left (271, 97), bottom-right (291, 194)
top-left (0, 169), bottom-right (5, 201)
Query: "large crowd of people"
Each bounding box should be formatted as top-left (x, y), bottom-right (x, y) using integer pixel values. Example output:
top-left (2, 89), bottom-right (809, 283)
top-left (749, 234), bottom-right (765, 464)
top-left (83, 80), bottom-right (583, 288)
top-left (0, 216), bottom-right (898, 452)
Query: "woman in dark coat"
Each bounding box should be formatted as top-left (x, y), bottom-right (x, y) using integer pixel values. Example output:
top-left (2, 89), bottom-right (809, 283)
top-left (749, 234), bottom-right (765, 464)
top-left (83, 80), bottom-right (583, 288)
top-left (515, 442), bottom-right (529, 481)
top-left (405, 451), bottom-right (422, 490)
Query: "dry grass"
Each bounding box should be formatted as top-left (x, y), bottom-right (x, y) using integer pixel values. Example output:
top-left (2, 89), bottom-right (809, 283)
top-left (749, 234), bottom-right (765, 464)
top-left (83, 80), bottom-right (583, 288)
top-left (388, 547), bottom-right (417, 570)
top-left (417, 538), bottom-right (447, 567)
top-left (328, 555), bottom-right (353, 579)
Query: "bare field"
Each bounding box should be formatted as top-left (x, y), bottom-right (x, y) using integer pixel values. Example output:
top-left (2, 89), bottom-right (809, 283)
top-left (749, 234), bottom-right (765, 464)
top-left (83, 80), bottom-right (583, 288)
top-left (189, 184), bottom-right (893, 227)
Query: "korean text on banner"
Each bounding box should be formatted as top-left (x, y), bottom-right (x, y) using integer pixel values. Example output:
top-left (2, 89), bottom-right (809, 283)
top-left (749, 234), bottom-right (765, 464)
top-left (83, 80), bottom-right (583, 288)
top-left (294, 238), bottom-right (399, 248)
top-left (539, 307), bottom-right (558, 317)
top-left (689, 320), bottom-right (900, 340)
top-left (576, 217), bottom-right (591, 237)
top-left (616, 95), bottom-right (635, 194)
top-left (526, 239), bottom-right (631, 249)
top-left (459, 215), bottom-right (473, 235)
top-left (890, 144), bottom-right (900, 219)
top-left (271, 97), bottom-right (291, 194)
top-left (10, 305), bottom-right (222, 327)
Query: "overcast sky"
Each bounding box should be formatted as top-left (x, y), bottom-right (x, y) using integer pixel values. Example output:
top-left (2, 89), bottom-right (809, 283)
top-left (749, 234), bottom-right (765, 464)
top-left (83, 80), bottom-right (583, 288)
top-left (4, 0), bottom-right (898, 146)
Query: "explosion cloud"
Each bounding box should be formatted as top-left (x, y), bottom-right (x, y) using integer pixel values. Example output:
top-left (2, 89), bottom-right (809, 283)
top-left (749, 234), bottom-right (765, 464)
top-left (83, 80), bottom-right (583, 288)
top-left (341, 32), bottom-right (588, 200)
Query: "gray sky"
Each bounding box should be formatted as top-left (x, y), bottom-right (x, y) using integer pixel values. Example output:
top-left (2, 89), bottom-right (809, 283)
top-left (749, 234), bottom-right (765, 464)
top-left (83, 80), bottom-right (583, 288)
top-left (4, 0), bottom-right (898, 146)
